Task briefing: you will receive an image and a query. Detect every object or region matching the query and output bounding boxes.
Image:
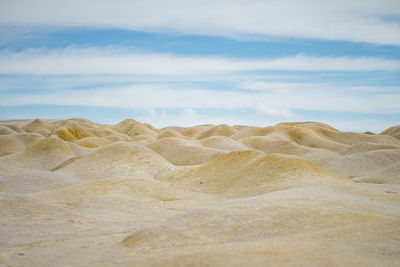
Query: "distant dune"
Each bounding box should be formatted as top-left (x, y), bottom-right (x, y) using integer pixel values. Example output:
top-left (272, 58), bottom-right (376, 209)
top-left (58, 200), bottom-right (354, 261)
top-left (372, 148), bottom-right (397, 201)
top-left (1, 118), bottom-right (400, 266)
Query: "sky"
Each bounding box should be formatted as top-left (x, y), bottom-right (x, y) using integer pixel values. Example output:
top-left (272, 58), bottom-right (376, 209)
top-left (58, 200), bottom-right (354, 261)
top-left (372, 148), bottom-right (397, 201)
top-left (0, 0), bottom-right (400, 132)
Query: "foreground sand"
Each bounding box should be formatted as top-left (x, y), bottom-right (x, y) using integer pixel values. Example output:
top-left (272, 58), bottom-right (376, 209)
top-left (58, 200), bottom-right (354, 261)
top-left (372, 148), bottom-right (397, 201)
top-left (1, 118), bottom-right (400, 266)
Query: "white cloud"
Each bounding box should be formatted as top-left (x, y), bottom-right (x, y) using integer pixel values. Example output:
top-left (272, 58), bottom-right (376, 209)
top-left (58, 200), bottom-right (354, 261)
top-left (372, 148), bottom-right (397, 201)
top-left (1, 47), bottom-right (400, 76)
top-left (237, 81), bottom-right (400, 95)
top-left (254, 105), bottom-right (297, 119)
top-left (146, 108), bottom-right (157, 117)
top-left (1, 1), bottom-right (400, 45)
top-left (1, 83), bottom-right (399, 114)
top-left (183, 108), bottom-right (196, 115)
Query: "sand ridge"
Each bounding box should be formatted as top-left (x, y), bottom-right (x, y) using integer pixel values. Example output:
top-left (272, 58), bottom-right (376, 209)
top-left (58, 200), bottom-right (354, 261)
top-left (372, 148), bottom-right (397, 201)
top-left (0, 118), bottom-right (400, 266)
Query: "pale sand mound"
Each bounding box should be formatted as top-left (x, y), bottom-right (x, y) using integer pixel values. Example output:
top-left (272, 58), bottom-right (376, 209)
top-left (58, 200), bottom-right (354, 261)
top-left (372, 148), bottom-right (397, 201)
top-left (0, 193), bottom-right (93, 248)
top-left (75, 136), bottom-right (111, 148)
top-left (339, 142), bottom-right (400, 155)
top-left (0, 125), bottom-right (16, 135)
top-left (1, 124), bottom-right (23, 133)
top-left (160, 126), bottom-right (185, 132)
top-left (232, 124), bottom-right (348, 152)
top-left (65, 141), bottom-right (93, 157)
top-left (199, 136), bottom-right (249, 151)
top-left (278, 121), bottom-right (400, 146)
top-left (112, 119), bottom-right (158, 137)
top-left (230, 126), bottom-right (270, 139)
top-left (164, 151), bottom-right (344, 198)
top-left (122, 186), bottom-right (400, 264)
top-left (381, 125), bottom-right (400, 140)
top-left (277, 121), bottom-right (340, 131)
top-left (53, 121), bottom-right (95, 141)
top-left (283, 126), bottom-right (348, 151)
top-left (352, 162), bottom-right (400, 184)
top-left (179, 124), bottom-right (213, 137)
top-left (0, 134), bottom-right (24, 157)
top-left (52, 119), bottom-right (132, 143)
top-left (307, 128), bottom-right (399, 149)
top-left (0, 171), bottom-right (82, 194)
top-left (317, 127), bottom-right (400, 146)
top-left (55, 142), bottom-right (175, 179)
top-left (32, 177), bottom-right (217, 207)
top-left (0, 136), bottom-right (75, 170)
top-left (21, 119), bottom-right (52, 137)
top-left (239, 136), bottom-right (339, 165)
top-left (195, 124), bottom-right (237, 139)
top-left (146, 137), bottom-right (227, 165)
top-left (239, 136), bottom-right (293, 152)
top-left (156, 129), bottom-right (185, 139)
top-left (324, 149), bottom-right (400, 178)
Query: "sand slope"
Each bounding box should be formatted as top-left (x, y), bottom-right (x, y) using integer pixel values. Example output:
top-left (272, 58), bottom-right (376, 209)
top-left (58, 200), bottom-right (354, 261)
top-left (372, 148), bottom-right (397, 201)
top-left (164, 151), bottom-right (344, 198)
top-left (146, 137), bottom-right (227, 165)
top-left (55, 142), bottom-right (175, 179)
top-left (0, 118), bottom-right (399, 266)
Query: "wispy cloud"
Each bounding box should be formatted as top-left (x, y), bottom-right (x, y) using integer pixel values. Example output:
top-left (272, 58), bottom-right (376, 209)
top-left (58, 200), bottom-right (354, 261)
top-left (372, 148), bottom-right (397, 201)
top-left (1, 0), bottom-right (400, 45)
top-left (183, 108), bottom-right (196, 115)
top-left (254, 105), bottom-right (297, 119)
top-left (1, 47), bottom-right (399, 120)
top-left (1, 83), bottom-right (399, 115)
top-left (1, 47), bottom-right (400, 76)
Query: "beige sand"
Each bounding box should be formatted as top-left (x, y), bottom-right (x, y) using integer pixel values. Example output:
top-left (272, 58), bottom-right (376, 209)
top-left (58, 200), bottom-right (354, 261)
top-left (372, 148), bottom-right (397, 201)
top-left (0, 118), bottom-right (400, 266)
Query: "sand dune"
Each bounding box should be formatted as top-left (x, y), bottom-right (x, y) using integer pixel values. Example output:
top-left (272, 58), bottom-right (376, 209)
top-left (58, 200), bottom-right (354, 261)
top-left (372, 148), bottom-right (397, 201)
top-left (195, 124), bottom-right (237, 139)
top-left (339, 142), bottom-right (400, 155)
top-left (164, 151), bottom-right (344, 198)
top-left (0, 171), bottom-right (82, 194)
top-left (0, 118), bottom-right (399, 266)
top-left (156, 129), bottom-right (185, 139)
top-left (75, 136), bottom-right (111, 148)
top-left (55, 142), bottom-right (175, 179)
top-left (0, 136), bottom-right (75, 170)
top-left (325, 149), bottom-right (400, 177)
top-left (0, 126), bottom-right (16, 135)
top-left (112, 119), bottom-right (159, 138)
top-left (381, 125), bottom-right (400, 140)
top-left (355, 162), bottom-right (400, 184)
top-left (22, 119), bottom-right (52, 137)
top-left (0, 134), bottom-right (24, 157)
top-left (146, 137), bottom-right (227, 165)
top-left (199, 136), bottom-right (249, 151)
top-left (179, 124), bottom-right (214, 137)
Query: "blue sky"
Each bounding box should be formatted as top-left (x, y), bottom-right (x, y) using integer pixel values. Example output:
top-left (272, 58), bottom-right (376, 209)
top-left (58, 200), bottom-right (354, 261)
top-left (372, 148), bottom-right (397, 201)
top-left (1, 0), bottom-right (400, 132)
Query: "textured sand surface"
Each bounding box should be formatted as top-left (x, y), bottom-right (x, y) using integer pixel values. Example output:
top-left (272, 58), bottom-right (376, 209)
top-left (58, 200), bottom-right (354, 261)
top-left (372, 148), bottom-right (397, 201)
top-left (0, 119), bottom-right (400, 266)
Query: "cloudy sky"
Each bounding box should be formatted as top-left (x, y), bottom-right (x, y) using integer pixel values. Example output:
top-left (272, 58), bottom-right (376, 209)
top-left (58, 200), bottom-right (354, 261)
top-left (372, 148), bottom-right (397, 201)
top-left (1, 0), bottom-right (400, 132)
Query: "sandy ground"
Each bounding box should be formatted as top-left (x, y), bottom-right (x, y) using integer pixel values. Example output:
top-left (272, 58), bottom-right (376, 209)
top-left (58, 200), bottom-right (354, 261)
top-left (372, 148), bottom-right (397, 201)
top-left (0, 118), bottom-right (400, 266)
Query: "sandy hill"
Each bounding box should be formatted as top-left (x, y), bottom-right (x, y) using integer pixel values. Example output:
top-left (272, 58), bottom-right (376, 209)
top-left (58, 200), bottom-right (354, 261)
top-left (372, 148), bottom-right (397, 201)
top-left (54, 142), bottom-right (176, 180)
top-left (163, 151), bottom-right (345, 198)
top-left (195, 124), bottom-right (237, 139)
top-left (381, 125), bottom-right (400, 140)
top-left (0, 118), bottom-right (399, 266)
top-left (198, 136), bottom-right (249, 151)
top-left (0, 136), bottom-right (75, 170)
top-left (156, 129), bottom-right (185, 139)
top-left (179, 124), bottom-right (214, 137)
top-left (112, 119), bottom-right (159, 138)
top-left (145, 137), bottom-right (227, 165)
